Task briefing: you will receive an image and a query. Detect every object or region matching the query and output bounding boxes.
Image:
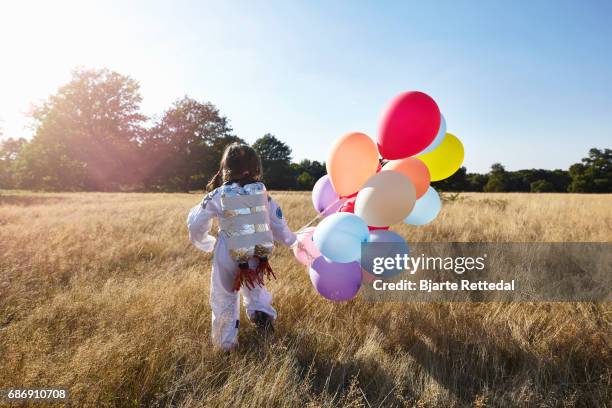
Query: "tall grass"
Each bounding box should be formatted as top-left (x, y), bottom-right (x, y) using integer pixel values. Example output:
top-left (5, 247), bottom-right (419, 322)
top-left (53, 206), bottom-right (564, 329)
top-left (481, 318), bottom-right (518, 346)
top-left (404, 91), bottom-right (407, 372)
top-left (0, 191), bottom-right (610, 407)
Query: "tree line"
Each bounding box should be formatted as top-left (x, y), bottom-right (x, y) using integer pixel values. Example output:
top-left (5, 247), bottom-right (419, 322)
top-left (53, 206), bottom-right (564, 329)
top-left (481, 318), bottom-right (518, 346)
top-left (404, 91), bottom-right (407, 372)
top-left (433, 148), bottom-right (611, 193)
top-left (0, 68), bottom-right (610, 193)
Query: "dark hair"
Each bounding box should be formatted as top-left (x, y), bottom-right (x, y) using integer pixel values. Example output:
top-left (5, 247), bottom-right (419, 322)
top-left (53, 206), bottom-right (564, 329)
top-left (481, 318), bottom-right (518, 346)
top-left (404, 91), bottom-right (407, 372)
top-left (206, 143), bottom-right (263, 192)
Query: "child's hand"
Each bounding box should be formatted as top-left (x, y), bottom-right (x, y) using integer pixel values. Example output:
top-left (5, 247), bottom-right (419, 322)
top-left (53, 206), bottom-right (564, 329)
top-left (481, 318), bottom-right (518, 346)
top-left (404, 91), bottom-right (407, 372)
top-left (292, 227), bottom-right (320, 266)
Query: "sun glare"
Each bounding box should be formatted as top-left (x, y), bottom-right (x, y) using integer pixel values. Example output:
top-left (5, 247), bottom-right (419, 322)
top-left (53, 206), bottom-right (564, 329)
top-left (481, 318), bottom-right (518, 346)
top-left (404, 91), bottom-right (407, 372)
top-left (0, 1), bottom-right (134, 138)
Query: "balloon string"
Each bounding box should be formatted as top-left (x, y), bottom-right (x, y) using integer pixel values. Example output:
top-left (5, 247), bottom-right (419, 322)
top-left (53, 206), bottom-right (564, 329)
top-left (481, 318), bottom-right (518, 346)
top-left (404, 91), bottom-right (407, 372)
top-left (295, 197), bottom-right (347, 234)
top-left (291, 197), bottom-right (349, 266)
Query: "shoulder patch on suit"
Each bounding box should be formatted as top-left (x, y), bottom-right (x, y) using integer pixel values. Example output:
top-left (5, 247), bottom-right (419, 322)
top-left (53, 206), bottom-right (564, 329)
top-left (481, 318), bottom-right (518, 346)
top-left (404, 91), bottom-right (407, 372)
top-left (202, 189), bottom-right (217, 208)
top-left (276, 207), bottom-right (283, 219)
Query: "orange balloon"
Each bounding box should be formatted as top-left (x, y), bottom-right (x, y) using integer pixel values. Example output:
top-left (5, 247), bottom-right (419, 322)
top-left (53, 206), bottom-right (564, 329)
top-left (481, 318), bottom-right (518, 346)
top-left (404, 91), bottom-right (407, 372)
top-left (383, 157), bottom-right (430, 198)
top-left (326, 132), bottom-right (379, 196)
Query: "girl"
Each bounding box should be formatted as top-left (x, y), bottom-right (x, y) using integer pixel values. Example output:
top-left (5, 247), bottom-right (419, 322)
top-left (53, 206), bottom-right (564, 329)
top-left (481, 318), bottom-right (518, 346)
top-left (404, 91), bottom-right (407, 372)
top-left (187, 143), bottom-right (296, 351)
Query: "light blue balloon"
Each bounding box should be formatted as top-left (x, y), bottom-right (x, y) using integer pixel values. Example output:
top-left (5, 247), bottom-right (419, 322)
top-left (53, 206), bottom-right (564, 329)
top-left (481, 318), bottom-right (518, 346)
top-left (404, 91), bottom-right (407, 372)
top-left (313, 212), bottom-right (369, 263)
top-left (417, 114), bottom-right (446, 155)
top-left (404, 187), bottom-right (441, 226)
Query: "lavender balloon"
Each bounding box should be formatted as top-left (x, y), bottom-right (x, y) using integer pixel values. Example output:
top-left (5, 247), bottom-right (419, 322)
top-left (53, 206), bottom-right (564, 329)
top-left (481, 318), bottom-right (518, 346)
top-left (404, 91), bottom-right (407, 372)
top-left (312, 175), bottom-right (342, 216)
top-left (309, 256), bottom-right (362, 301)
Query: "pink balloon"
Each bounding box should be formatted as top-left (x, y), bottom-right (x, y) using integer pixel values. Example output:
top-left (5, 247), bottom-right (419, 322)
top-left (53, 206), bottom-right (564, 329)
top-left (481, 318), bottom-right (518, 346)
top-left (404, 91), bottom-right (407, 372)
top-left (378, 91), bottom-right (441, 160)
top-left (361, 269), bottom-right (377, 284)
top-left (292, 227), bottom-right (321, 266)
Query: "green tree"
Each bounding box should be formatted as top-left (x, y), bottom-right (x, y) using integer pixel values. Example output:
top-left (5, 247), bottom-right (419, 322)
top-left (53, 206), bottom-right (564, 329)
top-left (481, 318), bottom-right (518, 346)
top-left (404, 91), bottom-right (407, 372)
top-left (530, 179), bottom-right (555, 192)
top-left (484, 163), bottom-right (508, 192)
top-left (296, 171), bottom-right (314, 190)
top-left (298, 159), bottom-right (326, 182)
top-left (0, 137), bottom-right (28, 189)
top-left (290, 159), bottom-right (326, 189)
top-left (467, 173), bottom-right (488, 192)
top-left (16, 68), bottom-right (146, 190)
top-left (433, 166), bottom-right (468, 191)
top-left (142, 96), bottom-right (238, 191)
top-left (568, 148), bottom-right (612, 193)
top-left (504, 169), bottom-right (569, 192)
top-left (252, 134), bottom-right (294, 189)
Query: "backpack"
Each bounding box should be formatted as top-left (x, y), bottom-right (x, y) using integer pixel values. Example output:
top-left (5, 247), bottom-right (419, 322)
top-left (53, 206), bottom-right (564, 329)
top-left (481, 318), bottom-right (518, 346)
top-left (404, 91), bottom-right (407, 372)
top-left (218, 182), bottom-right (275, 291)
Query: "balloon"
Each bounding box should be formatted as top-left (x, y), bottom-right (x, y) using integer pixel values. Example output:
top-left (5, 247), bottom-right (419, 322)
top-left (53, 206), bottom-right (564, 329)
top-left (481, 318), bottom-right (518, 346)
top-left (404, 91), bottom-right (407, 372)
top-left (361, 268), bottom-right (377, 284)
top-left (293, 227), bottom-right (321, 266)
top-left (309, 257), bottom-right (362, 301)
top-left (327, 132), bottom-right (379, 196)
top-left (404, 186), bottom-right (441, 226)
top-left (313, 212), bottom-right (369, 263)
top-left (368, 229), bottom-right (408, 245)
top-left (416, 114), bottom-right (446, 155)
top-left (337, 199), bottom-right (356, 214)
top-left (354, 171), bottom-right (416, 227)
top-left (383, 157), bottom-right (430, 198)
top-left (417, 133), bottom-right (464, 181)
top-left (337, 199), bottom-right (390, 231)
top-left (362, 230), bottom-right (410, 278)
top-left (368, 226), bottom-right (389, 231)
top-left (378, 91), bottom-right (441, 160)
top-left (312, 175), bottom-right (342, 216)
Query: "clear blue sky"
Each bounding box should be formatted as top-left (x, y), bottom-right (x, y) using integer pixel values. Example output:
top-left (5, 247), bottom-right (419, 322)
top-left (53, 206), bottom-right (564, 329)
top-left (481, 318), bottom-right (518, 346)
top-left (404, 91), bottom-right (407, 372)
top-left (1, 0), bottom-right (611, 172)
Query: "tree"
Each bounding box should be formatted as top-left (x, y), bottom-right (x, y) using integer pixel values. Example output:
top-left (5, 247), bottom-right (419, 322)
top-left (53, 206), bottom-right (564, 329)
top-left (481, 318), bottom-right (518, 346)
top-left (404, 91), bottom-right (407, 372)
top-left (252, 134), bottom-right (294, 189)
top-left (433, 166), bottom-right (468, 191)
top-left (530, 179), bottom-right (555, 193)
top-left (289, 159), bottom-right (326, 190)
top-left (568, 148), bottom-right (612, 193)
top-left (297, 159), bottom-right (326, 182)
top-left (484, 163), bottom-right (508, 192)
top-left (142, 96), bottom-right (239, 191)
top-left (0, 137), bottom-right (27, 189)
top-left (16, 68), bottom-right (146, 190)
top-left (503, 169), bottom-right (570, 192)
top-left (467, 173), bottom-right (488, 192)
top-left (297, 171), bottom-right (314, 190)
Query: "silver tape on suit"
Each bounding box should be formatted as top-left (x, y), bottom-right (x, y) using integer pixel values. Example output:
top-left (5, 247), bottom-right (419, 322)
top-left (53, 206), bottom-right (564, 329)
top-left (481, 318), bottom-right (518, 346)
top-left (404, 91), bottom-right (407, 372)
top-left (219, 182), bottom-right (274, 263)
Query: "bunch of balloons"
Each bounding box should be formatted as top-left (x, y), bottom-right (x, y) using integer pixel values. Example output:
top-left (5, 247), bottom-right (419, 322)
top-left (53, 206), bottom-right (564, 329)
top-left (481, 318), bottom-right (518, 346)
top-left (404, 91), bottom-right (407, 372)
top-left (293, 91), bottom-right (464, 301)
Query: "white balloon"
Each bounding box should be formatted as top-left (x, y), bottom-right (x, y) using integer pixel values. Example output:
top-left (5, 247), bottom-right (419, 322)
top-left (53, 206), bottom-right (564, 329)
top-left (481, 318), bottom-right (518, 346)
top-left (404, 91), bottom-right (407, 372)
top-left (417, 114), bottom-right (446, 155)
top-left (404, 187), bottom-right (441, 226)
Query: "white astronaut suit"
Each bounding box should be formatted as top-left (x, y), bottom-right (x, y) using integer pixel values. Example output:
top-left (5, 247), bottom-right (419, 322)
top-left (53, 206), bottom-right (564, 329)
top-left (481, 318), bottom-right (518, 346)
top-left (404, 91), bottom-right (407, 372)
top-left (187, 181), bottom-right (296, 350)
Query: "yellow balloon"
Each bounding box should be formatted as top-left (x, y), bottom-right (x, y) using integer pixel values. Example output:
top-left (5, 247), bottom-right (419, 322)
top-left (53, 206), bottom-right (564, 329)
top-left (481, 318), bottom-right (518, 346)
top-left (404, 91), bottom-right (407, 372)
top-left (417, 133), bottom-right (464, 181)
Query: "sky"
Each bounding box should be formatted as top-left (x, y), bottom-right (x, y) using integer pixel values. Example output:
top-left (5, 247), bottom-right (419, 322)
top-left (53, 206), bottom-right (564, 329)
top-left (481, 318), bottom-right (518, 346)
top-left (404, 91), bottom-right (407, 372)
top-left (0, 0), bottom-right (611, 173)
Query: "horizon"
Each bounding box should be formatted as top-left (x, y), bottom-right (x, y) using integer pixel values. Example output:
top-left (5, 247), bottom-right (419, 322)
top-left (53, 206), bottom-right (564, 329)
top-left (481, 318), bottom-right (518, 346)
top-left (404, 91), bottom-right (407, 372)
top-left (1, 1), bottom-right (611, 173)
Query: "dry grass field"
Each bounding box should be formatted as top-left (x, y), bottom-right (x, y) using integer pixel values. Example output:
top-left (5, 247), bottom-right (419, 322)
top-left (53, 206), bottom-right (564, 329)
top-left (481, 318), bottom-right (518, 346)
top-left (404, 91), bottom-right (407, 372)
top-left (0, 191), bottom-right (610, 407)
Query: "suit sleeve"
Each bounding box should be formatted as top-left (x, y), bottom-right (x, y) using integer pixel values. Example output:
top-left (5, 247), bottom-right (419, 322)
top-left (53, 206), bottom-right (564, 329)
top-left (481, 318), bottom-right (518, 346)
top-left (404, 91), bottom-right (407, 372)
top-left (186, 190), bottom-right (220, 252)
top-left (268, 196), bottom-right (297, 247)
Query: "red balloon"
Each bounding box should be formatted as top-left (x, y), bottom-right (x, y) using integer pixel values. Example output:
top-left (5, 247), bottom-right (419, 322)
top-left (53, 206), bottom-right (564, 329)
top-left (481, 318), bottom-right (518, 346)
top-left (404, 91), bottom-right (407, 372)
top-left (338, 199), bottom-right (356, 213)
top-left (340, 191), bottom-right (358, 199)
top-left (378, 91), bottom-right (441, 160)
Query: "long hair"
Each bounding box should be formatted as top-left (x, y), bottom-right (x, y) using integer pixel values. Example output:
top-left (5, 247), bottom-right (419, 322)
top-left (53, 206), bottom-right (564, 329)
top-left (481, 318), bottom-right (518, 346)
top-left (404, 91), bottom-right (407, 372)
top-left (206, 143), bottom-right (263, 192)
